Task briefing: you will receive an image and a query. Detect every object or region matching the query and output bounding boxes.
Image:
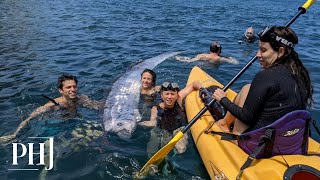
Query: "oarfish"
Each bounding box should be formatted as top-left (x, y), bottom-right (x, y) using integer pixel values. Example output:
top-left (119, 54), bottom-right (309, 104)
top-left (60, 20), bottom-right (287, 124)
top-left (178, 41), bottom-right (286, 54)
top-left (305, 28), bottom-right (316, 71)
top-left (103, 52), bottom-right (181, 139)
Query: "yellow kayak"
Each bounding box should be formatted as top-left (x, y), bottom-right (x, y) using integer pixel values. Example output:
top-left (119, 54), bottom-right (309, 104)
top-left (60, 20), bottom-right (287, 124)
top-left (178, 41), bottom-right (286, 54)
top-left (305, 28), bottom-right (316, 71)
top-left (185, 66), bottom-right (320, 180)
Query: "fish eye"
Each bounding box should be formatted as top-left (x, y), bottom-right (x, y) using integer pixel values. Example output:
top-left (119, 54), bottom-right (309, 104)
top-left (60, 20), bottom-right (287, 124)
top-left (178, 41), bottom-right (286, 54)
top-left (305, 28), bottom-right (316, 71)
top-left (117, 122), bottom-right (122, 126)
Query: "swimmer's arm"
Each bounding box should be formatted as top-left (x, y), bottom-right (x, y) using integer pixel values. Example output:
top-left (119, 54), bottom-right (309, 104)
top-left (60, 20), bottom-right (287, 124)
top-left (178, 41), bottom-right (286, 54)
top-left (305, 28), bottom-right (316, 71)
top-left (178, 81), bottom-right (202, 102)
top-left (189, 54), bottom-right (215, 62)
top-left (188, 55), bottom-right (202, 62)
top-left (13, 102), bottom-right (55, 136)
top-left (138, 106), bottom-right (157, 127)
top-left (175, 55), bottom-right (203, 62)
top-left (0, 102), bottom-right (54, 142)
top-left (217, 56), bottom-right (239, 64)
top-left (78, 95), bottom-right (102, 110)
top-left (154, 86), bottom-right (161, 92)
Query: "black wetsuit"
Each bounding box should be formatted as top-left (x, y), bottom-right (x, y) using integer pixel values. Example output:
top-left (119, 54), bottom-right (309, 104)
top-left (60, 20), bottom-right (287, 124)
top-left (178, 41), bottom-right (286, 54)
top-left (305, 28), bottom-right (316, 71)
top-left (220, 63), bottom-right (307, 130)
top-left (239, 36), bottom-right (256, 44)
top-left (157, 102), bottom-right (186, 133)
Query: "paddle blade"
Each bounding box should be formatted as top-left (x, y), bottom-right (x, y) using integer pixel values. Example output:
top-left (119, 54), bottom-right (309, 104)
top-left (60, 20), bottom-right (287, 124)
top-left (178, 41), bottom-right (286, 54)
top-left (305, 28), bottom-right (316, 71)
top-left (302, 0), bottom-right (317, 9)
top-left (138, 131), bottom-right (184, 177)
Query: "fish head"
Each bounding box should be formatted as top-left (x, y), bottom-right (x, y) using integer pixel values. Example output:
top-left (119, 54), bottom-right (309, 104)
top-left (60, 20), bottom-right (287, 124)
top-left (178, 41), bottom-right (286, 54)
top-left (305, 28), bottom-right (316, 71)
top-left (115, 119), bottom-right (137, 139)
top-left (104, 117), bottom-right (137, 140)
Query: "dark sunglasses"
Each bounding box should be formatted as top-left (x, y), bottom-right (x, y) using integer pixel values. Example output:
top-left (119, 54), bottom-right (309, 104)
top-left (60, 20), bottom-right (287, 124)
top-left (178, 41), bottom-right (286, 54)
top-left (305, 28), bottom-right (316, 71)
top-left (161, 82), bottom-right (179, 91)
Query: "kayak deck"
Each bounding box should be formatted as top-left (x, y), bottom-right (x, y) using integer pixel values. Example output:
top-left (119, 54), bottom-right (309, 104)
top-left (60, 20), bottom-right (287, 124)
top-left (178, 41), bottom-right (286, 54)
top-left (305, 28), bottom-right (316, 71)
top-left (185, 66), bottom-right (320, 180)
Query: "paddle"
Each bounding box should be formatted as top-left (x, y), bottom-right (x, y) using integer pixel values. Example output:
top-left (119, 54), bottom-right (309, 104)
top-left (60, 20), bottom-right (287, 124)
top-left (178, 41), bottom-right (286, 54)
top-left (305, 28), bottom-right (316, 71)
top-left (138, 0), bottom-right (317, 176)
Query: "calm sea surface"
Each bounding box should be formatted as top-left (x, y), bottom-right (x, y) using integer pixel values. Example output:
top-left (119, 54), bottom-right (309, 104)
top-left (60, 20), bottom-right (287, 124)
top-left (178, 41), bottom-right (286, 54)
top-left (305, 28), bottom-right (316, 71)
top-left (1, 0), bottom-right (319, 179)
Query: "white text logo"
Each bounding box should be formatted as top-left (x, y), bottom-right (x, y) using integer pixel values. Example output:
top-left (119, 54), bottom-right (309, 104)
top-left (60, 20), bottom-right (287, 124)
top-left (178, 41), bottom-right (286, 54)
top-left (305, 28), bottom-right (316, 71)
top-left (9, 137), bottom-right (54, 171)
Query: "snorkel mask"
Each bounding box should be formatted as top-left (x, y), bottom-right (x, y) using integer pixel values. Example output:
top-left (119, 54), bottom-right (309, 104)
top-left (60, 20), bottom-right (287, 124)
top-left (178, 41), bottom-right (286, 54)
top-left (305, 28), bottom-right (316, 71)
top-left (258, 26), bottom-right (296, 49)
top-left (210, 42), bottom-right (222, 54)
top-left (160, 82), bottom-right (180, 92)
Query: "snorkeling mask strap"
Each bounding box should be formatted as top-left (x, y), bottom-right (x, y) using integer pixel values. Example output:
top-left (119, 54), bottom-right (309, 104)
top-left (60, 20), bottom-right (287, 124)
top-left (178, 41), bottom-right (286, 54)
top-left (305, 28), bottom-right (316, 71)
top-left (258, 26), bottom-right (296, 48)
top-left (210, 44), bottom-right (222, 53)
top-left (41, 94), bottom-right (60, 106)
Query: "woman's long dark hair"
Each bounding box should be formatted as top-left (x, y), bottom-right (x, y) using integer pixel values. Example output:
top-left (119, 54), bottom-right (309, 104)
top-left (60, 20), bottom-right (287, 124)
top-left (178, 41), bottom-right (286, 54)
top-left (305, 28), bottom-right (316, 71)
top-left (141, 69), bottom-right (157, 87)
top-left (260, 26), bottom-right (313, 108)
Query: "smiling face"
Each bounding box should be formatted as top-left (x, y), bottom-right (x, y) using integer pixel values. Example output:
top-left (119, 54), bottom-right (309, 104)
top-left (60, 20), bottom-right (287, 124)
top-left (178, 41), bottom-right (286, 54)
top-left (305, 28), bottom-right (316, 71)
top-left (59, 80), bottom-right (78, 100)
top-left (161, 90), bottom-right (178, 108)
top-left (141, 72), bottom-right (154, 90)
top-left (256, 40), bottom-right (279, 69)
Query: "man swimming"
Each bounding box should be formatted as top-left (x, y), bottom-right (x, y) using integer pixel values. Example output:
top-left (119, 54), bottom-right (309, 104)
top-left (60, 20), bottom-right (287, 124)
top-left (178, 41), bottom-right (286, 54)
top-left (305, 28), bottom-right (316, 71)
top-left (0, 74), bottom-right (101, 142)
top-left (238, 27), bottom-right (257, 44)
top-left (175, 41), bottom-right (239, 64)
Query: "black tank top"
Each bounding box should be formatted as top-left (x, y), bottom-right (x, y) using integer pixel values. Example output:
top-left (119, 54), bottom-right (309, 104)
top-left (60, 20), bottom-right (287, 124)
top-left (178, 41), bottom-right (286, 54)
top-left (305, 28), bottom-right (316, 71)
top-left (157, 102), bottom-right (186, 133)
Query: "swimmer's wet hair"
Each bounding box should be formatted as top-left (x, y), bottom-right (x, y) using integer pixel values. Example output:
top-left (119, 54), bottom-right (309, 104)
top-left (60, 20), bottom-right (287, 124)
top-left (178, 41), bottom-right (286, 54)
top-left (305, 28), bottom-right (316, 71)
top-left (57, 74), bottom-right (78, 89)
top-left (210, 42), bottom-right (222, 54)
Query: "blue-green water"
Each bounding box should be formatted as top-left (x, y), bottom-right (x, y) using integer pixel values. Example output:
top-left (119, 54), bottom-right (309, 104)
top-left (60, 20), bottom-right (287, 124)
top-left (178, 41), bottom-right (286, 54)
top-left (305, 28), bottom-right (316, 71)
top-left (1, 0), bottom-right (319, 179)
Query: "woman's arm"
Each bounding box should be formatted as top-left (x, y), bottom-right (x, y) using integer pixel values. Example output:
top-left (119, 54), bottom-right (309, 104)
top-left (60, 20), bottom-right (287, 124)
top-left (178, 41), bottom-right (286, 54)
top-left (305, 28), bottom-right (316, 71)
top-left (138, 106), bottom-right (158, 127)
top-left (215, 71), bottom-right (271, 126)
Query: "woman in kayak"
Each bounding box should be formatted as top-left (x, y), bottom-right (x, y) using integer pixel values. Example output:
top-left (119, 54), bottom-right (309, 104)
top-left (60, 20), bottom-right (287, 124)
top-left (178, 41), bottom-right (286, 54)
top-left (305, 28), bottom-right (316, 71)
top-left (212, 26), bottom-right (313, 135)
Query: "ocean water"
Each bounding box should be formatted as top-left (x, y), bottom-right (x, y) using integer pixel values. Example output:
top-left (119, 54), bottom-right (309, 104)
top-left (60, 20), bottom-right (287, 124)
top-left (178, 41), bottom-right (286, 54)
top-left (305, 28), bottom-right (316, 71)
top-left (0, 0), bottom-right (319, 179)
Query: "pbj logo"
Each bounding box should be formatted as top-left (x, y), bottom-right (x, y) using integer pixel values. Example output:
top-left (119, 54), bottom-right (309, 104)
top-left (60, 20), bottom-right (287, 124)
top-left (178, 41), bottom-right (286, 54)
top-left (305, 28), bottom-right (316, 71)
top-left (9, 137), bottom-right (54, 171)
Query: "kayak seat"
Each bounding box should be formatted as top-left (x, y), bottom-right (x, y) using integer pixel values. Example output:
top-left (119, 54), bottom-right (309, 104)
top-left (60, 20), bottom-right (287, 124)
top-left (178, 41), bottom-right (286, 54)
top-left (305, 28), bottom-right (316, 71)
top-left (239, 110), bottom-right (310, 158)
top-left (208, 110), bottom-right (311, 158)
top-left (208, 110), bottom-right (311, 179)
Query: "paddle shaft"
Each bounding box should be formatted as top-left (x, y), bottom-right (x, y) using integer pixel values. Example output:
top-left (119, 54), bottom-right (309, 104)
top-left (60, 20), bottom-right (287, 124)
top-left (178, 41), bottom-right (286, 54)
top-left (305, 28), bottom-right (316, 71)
top-left (285, 8), bottom-right (306, 27)
top-left (181, 7), bottom-right (308, 134)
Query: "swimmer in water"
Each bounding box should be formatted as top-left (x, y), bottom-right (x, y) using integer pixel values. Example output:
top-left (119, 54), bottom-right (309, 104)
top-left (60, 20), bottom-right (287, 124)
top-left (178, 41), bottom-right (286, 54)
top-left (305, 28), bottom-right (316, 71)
top-left (238, 27), bottom-right (257, 44)
top-left (140, 69), bottom-right (162, 106)
top-left (176, 41), bottom-right (239, 64)
top-left (0, 74), bottom-right (101, 142)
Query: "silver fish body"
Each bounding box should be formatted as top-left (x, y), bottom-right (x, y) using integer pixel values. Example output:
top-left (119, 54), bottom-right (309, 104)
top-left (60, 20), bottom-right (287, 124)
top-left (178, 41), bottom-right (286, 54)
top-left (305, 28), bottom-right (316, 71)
top-left (103, 52), bottom-right (181, 139)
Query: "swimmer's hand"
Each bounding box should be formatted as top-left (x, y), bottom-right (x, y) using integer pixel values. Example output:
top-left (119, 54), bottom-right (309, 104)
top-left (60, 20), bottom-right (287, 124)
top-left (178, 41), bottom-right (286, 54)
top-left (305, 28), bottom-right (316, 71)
top-left (228, 57), bottom-right (239, 65)
top-left (0, 134), bottom-right (16, 143)
top-left (138, 121), bottom-right (149, 127)
top-left (138, 121), bottom-right (156, 128)
top-left (175, 56), bottom-right (191, 62)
